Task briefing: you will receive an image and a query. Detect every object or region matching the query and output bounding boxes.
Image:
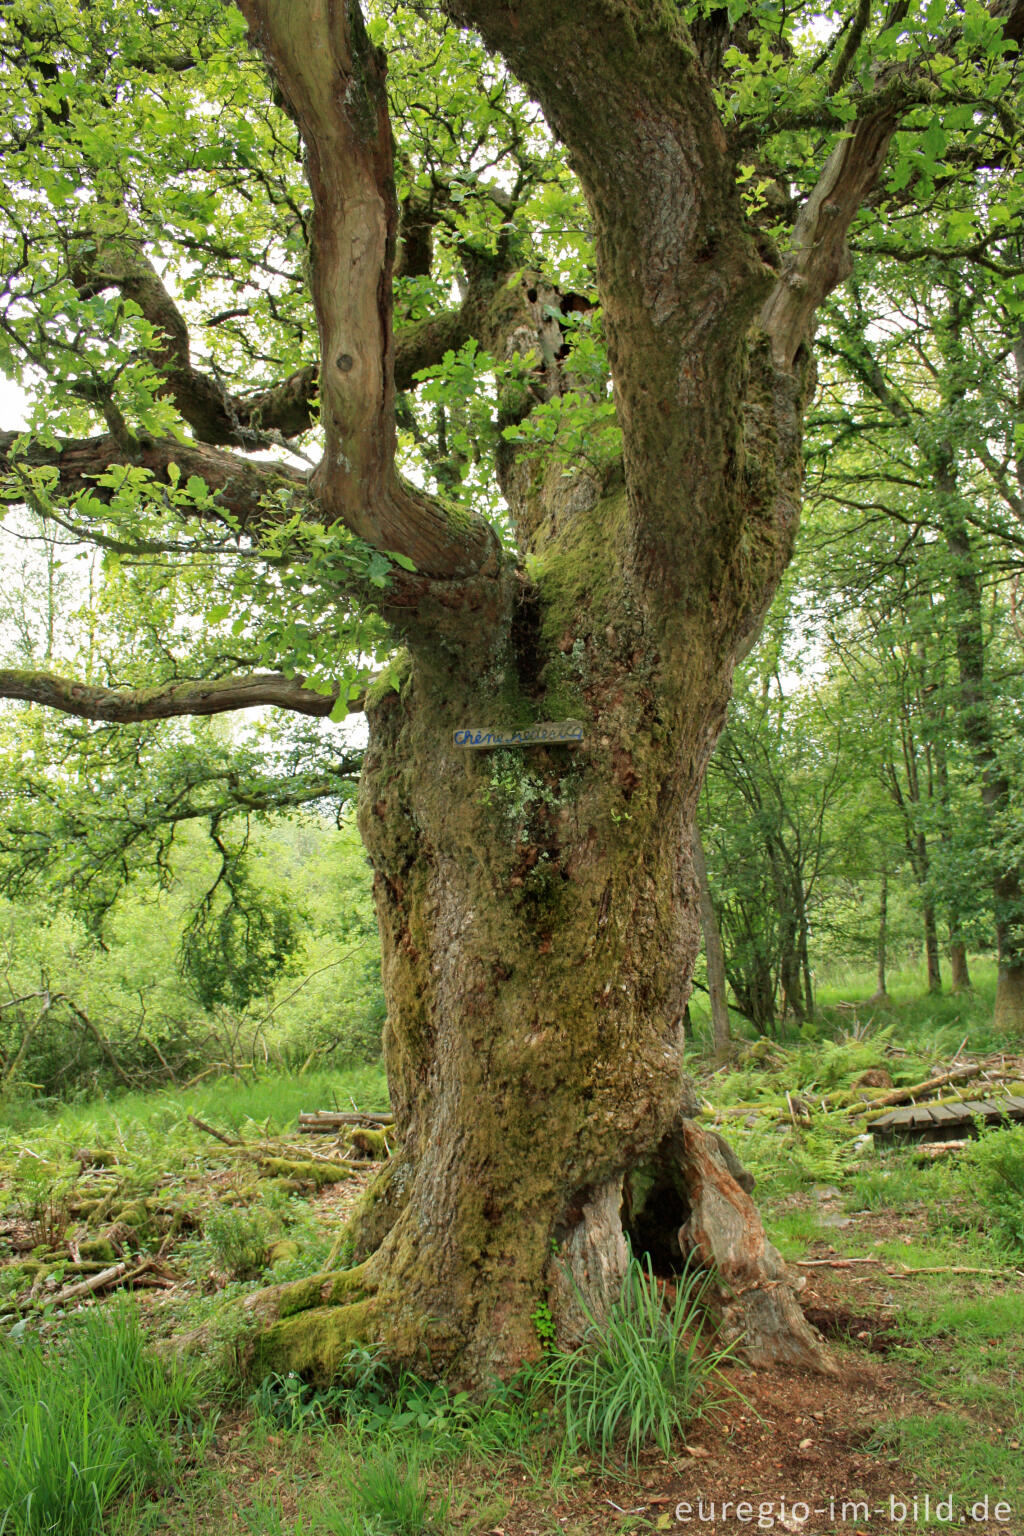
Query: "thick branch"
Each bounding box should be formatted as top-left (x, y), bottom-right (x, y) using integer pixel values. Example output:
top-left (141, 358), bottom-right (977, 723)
top-left (758, 101), bottom-right (901, 367)
top-left (0, 668), bottom-right (351, 723)
top-left (444, 0), bottom-right (772, 591)
top-left (238, 0), bottom-right (500, 584)
top-left (73, 226), bottom-right (317, 447)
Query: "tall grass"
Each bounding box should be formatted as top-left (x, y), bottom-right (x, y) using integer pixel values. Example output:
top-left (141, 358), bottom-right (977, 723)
top-left (538, 1255), bottom-right (730, 1466)
top-left (0, 1303), bottom-right (208, 1536)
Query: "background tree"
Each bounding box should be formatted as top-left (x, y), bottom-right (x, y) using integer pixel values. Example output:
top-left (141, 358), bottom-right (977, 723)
top-left (2, 0), bottom-right (1023, 1385)
top-left (808, 244), bottom-right (1024, 1023)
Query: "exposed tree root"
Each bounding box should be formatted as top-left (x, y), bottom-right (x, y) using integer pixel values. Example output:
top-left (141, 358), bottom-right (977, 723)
top-left (222, 1117), bottom-right (834, 1386)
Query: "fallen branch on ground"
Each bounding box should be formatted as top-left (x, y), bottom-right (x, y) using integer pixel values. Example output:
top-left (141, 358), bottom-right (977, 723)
top-left (298, 1110), bottom-right (394, 1132)
top-left (794, 1257), bottom-right (1015, 1277)
top-left (846, 1063), bottom-right (982, 1114)
top-left (187, 1113), bottom-right (242, 1146)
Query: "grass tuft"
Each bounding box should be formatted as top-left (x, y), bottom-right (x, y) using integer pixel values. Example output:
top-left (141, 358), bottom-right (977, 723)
top-left (537, 1254), bottom-right (730, 1467)
top-left (0, 1302), bottom-right (208, 1536)
top-left (332, 1446), bottom-right (442, 1534)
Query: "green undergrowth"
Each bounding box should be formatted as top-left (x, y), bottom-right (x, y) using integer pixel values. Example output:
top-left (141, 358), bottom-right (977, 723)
top-left (689, 983), bottom-right (1024, 1534)
top-left (0, 1065), bottom-right (389, 1328)
top-left (1, 981), bottom-right (1022, 1533)
top-left (0, 1300), bottom-right (210, 1536)
top-left (0, 1064), bottom-right (389, 1144)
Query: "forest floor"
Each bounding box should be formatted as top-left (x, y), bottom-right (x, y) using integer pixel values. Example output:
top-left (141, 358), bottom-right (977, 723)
top-left (1, 974), bottom-right (1022, 1535)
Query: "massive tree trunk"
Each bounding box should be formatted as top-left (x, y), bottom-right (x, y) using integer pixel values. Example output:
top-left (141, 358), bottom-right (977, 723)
top-left (248, 431), bottom-right (831, 1382)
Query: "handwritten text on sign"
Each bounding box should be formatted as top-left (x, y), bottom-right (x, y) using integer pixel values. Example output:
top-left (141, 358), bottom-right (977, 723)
top-left (453, 721), bottom-right (584, 749)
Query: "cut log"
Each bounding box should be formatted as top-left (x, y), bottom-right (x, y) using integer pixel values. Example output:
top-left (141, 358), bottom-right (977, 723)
top-left (847, 1062), bottom-right (982, 1114)
top-left (298, 1111), bottom-right (394, 1133)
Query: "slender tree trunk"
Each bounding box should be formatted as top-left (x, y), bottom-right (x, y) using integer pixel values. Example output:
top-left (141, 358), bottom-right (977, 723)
top-left (692, 821), bottom-right (731, 1060)
top-left (933, 304), bottom-right (1024, 1032)
top-left (910, 825), bottom-right (942, 995)
top-left (871, 868), bottom-right (891, 1005)
top-left (949, 938), bottom-right (972, 994)
top-left (795, 883), bottom-right (814, 1021)
top-left (923, 893), bottom-right (943, 996)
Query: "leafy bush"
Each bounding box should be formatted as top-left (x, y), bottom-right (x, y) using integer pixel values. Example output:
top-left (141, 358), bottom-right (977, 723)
top-left (959, 1126), bottom-right (1024, 1254)
top-left (537, 1255), bottom-right (730, 1466)
top-left (0, 1302), bottom-right (208, 1536)
top-left (203, 1204), bottom-right (281, 1280)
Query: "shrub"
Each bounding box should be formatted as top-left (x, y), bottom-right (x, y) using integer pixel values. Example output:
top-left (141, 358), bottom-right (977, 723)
top-left (959, 1126), bottom-right (1024, 1254)
top-left (204, 1204), bottom-right (280, 1280)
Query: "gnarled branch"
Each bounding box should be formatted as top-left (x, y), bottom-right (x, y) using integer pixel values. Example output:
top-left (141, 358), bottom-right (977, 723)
top-left (0, 668), bottom-right (354, 723)
top-left (238, 0), bottom-right (501, 585)
top-left (0, 429), bottom-right (305, 528)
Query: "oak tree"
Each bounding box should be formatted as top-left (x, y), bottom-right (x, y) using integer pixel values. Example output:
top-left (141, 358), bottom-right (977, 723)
top-left (2, 0), bottom-right (1023, 1382)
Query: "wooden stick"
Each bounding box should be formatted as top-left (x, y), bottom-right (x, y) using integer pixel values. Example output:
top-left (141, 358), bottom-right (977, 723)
top-left (794, 1257), bottom-right (884, 1268)
top-left (187, 1113), bottom-right (241, 1146)
top-left (794, 1256), bottom-right (1013, 1277)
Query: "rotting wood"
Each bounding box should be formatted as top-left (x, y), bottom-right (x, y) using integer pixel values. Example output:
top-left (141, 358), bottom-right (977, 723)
top-left (51, 1261), bottom-right (130, 1304)
top-left (914, 1139), bottom-right (969, 1158)
top-left (298, 1110), bottom-right (394, 1133)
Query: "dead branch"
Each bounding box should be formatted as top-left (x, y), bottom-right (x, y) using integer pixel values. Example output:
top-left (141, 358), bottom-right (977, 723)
top-left (847, 1062), bottom-right (983, 1114)
top-left (186, 1113), bottom-right (242, 1147)
top-left (298, 1110), bottom-right (394, 1132)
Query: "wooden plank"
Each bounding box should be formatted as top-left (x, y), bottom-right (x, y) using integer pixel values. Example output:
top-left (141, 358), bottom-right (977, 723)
top-left (873, 1090), bottom-right (1024, 1142)
top-left (874, 1106), bottom-right (920, 1126)
top-left (453, 721), bottom-right (584, 749)
top-left (927, 1104), bottom-right (959, 1123)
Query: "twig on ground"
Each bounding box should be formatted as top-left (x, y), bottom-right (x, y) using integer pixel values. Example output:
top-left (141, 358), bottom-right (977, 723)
top-left (187, 1113), bottom-right (242, 1146)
